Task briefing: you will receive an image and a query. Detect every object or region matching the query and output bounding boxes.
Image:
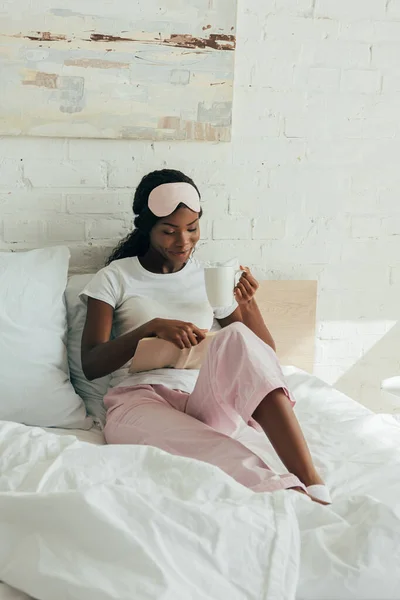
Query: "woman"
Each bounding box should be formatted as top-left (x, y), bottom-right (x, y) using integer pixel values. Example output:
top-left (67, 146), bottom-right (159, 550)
top-left (80, 169), bottom-right (331, 505)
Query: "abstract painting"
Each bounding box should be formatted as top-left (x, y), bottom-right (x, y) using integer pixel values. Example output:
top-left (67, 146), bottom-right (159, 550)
top-left (0, 0), bottom-right (237, 141)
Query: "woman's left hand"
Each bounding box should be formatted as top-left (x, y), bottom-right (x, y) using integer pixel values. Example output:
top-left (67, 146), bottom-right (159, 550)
top-left (234, 266), bottom-right (259, 305)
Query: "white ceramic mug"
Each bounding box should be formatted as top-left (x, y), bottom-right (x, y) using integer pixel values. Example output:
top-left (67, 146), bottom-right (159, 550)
top-left (204, 266), bottom-right (242, 307)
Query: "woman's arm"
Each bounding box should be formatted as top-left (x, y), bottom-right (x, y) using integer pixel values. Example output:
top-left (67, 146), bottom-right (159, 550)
top-left (81, 298), bottom-right (209, 381)
top-left (216, 267), bottom-right (276, 352)
top-left (81, 298), bottom-right (153, 381)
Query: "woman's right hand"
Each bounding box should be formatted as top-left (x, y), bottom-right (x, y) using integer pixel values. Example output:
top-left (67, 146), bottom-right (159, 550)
top-left (145, 318), bottom-right (208, 350)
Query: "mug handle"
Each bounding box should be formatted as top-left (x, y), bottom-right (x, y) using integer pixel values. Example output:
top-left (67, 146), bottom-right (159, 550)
top-left (234, 268), bottom-right (245, 286)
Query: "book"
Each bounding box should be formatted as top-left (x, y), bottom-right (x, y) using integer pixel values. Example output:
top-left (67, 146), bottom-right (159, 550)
top-left (129, 331), bottom-right (218, 373)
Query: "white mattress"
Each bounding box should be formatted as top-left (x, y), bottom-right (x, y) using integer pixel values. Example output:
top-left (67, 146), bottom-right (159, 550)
top-left (1, 367), bottom-right (400, 600)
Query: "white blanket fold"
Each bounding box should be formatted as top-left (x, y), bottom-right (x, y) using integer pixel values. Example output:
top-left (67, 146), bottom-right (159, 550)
top-left (0, 422), bottom-right (300, 600)
top-left (3, 368), bottom-right (400, 600)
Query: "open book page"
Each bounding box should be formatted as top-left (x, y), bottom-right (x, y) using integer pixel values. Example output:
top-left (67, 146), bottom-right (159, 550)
top-left (129, 332), bottom-right (218, 373)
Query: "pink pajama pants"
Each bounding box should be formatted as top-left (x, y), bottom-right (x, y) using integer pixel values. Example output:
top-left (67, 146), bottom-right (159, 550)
top-left (104, 322), bottom-right (303, 493)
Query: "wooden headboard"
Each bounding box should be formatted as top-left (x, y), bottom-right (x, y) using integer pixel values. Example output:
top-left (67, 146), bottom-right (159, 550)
top-left (256, 281), bottom-right (317, 373)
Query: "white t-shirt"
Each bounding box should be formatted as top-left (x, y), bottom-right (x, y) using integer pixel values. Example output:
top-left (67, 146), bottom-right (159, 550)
top-left (79, 256), bottom-right (237, 393)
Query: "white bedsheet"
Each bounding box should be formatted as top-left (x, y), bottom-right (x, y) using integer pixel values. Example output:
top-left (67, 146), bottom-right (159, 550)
top-left (1, 368), bottom-right (400, 600)
top-left (42, 424), bottom-right (105, 445)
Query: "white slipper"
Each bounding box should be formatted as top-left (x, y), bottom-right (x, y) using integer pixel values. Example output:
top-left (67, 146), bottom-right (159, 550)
top-left (306, 484), bottom-right (332, 504)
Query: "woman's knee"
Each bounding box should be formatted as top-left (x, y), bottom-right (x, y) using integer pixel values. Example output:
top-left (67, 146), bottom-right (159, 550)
top-left (218, 322), bottom-right (276, 355)
top-left (216, 322), bottom-right (262, 350)
top-left (211, 323), bottom-right (280, 382)
top-left (217, 321), bottom-right (251, 341)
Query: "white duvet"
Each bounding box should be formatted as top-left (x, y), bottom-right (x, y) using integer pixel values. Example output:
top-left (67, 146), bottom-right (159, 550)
top-left (1, 368), bottom-right (400, 600)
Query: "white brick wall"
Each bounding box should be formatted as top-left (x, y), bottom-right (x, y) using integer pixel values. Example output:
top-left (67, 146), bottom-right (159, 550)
top-left (1, 0), bottom-right (399, 413)
top-left (213, 218), bottom-right (252, 240)
top-left (23, 160), bottom-right (107, 188)
top-left (0, 160), bottom-right (23, 188)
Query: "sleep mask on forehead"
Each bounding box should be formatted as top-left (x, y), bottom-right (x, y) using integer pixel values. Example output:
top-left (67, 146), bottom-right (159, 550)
top-left (148, 182), bottom-right (201, 217)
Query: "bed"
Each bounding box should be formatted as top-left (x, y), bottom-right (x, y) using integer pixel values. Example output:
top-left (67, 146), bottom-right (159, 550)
top-left (1, 282), bottom-right (400, 600)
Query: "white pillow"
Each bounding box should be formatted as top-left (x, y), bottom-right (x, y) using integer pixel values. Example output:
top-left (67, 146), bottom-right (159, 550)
top-left (65, 274), bottom-right (110, 425)
top-left (0, 247), bottom-right (92, 429)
